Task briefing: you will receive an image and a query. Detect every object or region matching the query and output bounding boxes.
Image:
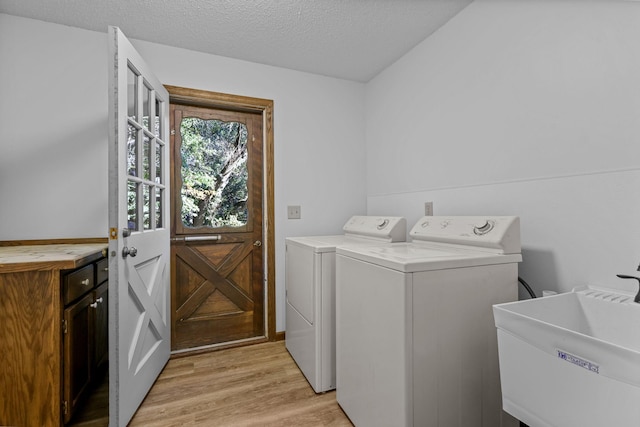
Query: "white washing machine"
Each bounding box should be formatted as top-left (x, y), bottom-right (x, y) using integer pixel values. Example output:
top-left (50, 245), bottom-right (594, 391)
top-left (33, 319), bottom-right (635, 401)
top-left (285, 216), bottom-right (406, 393)
top-left (335, 216), bottom-right (522, 427)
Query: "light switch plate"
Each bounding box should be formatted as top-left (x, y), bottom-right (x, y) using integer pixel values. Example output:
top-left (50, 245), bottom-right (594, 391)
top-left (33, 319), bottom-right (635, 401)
top-left (288, 205), bottom-right (301, 219)
top-left (424, 202), bottom-right (433, 216)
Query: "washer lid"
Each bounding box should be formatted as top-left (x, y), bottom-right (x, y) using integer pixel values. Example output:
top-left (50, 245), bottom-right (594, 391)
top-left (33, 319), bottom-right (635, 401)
top-left (336, 243), bottom-right (522, 273)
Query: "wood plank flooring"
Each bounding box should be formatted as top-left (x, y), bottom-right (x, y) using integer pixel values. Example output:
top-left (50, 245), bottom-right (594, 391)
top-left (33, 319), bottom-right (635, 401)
top-left (129, 341), bottom-right (353, 426)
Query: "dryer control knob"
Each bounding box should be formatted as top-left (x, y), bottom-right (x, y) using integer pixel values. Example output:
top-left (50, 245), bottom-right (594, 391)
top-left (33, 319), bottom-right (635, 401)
top-left (377, 219), bottom-right (389, 229)
top-left (473, 220), bottom-right (494, 235)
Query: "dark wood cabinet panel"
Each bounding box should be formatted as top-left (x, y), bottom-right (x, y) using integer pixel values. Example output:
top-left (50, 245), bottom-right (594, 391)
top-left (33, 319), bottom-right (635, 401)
top-left (63, 292), bottom-right (94, 424)
top-left (93, 281), bottom-right (109, 373)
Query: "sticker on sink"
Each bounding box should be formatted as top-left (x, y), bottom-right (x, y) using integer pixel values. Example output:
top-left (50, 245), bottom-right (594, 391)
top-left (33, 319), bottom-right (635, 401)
top-left (557, 349), bottom-right (599, 374)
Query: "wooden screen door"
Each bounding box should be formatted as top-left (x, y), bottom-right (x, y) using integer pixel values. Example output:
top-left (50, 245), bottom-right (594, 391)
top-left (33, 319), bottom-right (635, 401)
top-left (107, 26), bottom-right (171, 426)
top-left (170, 102), bottom-right (265, 351)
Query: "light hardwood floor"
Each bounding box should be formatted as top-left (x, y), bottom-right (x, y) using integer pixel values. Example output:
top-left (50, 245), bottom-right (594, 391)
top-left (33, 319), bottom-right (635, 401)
top-left (129, 341), bottom-right (353, 426)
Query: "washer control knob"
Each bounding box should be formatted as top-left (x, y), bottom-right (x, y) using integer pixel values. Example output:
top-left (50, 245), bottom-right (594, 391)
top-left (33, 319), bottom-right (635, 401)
top-left (377, 219), bottom-right (389, 229)
top-left (420, 221), bottom-right (430, 228)
top-left (473, 220), bottom-right (494, 235)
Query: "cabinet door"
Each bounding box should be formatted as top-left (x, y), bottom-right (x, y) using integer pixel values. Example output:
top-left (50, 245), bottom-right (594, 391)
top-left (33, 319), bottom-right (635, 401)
top-left (93, 281), bottom-right (109, 372)
top-left (63, 292), bottom-right (94, 424)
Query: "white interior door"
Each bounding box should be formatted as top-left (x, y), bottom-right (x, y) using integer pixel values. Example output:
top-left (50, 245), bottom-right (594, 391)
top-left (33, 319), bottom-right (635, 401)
top-left (107, 26), bottom-right (171, 426)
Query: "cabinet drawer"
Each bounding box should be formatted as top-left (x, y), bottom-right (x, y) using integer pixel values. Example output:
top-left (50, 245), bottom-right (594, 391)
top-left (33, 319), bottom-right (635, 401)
top-left (96, 258), bottom-right (109, 285)
top-left (63, 264), bottom-right (94, 305)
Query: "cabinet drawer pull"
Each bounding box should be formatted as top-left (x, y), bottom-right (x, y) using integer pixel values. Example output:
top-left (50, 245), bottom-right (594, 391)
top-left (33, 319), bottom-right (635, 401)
top-left (90, 297), bottom-right (104, 309)
top-left (81, 279), bottom-right (90, 286)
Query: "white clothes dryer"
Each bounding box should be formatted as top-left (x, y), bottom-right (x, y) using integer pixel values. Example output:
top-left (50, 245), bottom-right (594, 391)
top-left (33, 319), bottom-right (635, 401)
top-left (285, 216), bottom-right (406, 393)
top-left (335, 216), bottom-right (522, 427)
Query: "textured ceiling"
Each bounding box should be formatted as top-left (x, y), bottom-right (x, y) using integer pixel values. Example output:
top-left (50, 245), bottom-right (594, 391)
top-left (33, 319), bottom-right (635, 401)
top-left (0, 0), bottom-right (473, 82)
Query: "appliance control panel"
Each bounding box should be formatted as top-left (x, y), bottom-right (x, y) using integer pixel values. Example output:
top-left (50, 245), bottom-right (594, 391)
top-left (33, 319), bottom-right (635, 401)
top-left (343, 216), bottom-right (407, 242)
top-left (410, 216), bottom-right (521, 254)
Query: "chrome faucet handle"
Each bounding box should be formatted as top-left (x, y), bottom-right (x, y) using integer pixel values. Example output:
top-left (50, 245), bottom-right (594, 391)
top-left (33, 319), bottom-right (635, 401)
top-left (616, 274), bottom-right (640, 303)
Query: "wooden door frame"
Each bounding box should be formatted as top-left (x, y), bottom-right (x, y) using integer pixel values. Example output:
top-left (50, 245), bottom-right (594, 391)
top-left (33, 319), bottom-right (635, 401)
top-left (165, 85), bottom-right (276, 343)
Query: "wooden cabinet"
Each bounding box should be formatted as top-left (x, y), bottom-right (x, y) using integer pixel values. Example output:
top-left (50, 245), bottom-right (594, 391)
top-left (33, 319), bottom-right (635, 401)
top-left (0, 243), bottom-right (108, 427)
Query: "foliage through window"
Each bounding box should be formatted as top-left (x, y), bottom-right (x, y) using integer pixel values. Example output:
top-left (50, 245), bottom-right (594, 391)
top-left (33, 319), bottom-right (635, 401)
top-left (179, 117), bottom-right (248, 228)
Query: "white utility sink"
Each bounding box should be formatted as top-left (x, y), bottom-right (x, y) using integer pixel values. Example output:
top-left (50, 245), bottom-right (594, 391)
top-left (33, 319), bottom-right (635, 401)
top-left (493, 286), bottom-right (640, 427)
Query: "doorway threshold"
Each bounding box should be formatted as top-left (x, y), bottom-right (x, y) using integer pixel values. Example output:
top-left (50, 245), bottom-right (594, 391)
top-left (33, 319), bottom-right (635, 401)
top-left (170, 336), bottom-right (268, 358)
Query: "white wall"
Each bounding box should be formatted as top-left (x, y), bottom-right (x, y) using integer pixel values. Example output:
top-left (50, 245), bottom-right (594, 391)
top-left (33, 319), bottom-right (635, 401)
top-left (0, 15), bottom-right (109, 238)
top-left (366, 0), bottom-right (640, 297)
top-left (0, 14), bottom-right (367, 332)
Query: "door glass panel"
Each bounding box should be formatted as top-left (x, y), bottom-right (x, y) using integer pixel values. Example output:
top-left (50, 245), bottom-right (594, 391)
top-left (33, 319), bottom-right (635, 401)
top-left (127, 125), bottom-right (137, 177)
top-left (127, 67), bottom-right (137, 121)
top-left (155, 141), bottom-right (162, 183)
top-left (156, 188), bottom-right (163, 228)
top-left (143, 184), bottom-right (150, 230)
top-left (154, 99), bottom-right (162, 137)
top-left (142, 84), bottom-right (151, 130)
top-left (142, 134), bottom-right (151, 180)
top-left (127, 181), bottom-right (138, 231)
top-left (179, 117), bottom-right (248, 228)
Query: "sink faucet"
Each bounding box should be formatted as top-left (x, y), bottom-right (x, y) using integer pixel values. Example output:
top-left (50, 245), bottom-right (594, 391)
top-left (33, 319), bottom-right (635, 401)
top-left (616, 274), bottom-right (640, 303)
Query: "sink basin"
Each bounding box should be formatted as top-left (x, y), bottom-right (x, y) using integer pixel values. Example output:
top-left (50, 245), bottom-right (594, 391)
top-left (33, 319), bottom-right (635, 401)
top-left (493, 286), bottom-right (640, 427)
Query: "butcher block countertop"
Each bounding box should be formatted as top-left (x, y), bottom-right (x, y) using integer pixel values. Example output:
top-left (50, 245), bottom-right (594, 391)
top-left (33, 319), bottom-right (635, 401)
top-left (0, 243), bottom-right (108, 273)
